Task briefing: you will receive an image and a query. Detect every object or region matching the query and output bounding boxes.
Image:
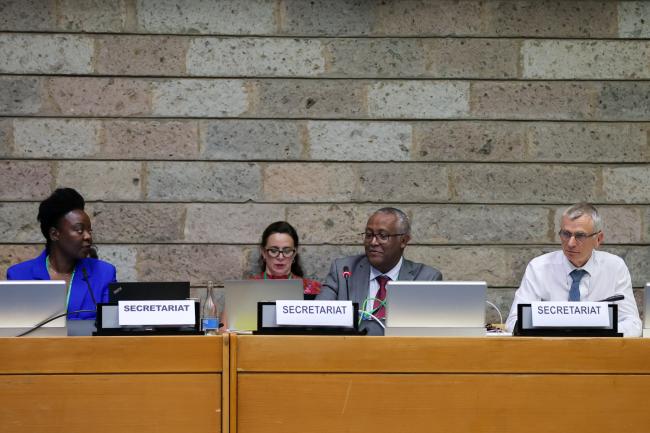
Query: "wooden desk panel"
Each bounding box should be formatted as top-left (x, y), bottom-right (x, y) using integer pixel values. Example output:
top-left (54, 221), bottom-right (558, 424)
top-left (0, 336), bottom-right (225, 433)
top-left (235, 335), bottom-right (650, 373)
top-left (1, 374), bottom-right (220, 433)
top-left (233, 336), bottom-right (650, 433)
top-left (238, 373), bottom-right (650, 433)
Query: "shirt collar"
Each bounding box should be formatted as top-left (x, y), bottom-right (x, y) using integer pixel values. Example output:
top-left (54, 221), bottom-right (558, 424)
top-left (369, 256), bottom-right (403, 282)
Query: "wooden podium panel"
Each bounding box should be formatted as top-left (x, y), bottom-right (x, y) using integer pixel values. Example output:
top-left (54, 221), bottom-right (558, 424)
top-left (0, 336), bottom-right (224, 433)
top-left (232, 336), bottom-right (650, 433)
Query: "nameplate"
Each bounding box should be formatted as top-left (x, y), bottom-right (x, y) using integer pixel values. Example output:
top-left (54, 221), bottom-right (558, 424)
top-left (275, 300), bottom-right (353, 328)
top-left (531, 302), bottom-right (610, 327)
top-left (118, 300), bottom-right (195, 326)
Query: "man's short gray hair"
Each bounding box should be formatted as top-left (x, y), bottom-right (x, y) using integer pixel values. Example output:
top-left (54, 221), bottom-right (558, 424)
top-left (562, 202), bottom-right (602, 232)
top-left (372, 207), bottom-right (411, 235)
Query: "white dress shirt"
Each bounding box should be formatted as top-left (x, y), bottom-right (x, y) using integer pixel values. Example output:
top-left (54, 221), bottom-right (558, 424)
top-left (365, 257), bottom-right (403, 315)
top-left (505, 250), bottom-right (641, 337)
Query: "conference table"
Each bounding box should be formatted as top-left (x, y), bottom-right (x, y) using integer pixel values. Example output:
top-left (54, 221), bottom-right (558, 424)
top-left (2, 335), bottom-right (650, 433)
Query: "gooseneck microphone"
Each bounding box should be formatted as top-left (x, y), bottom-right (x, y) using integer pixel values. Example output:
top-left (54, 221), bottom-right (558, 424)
top-left (81, 267), bottom-right (97, 308)
top-left (598, 294), bottom-right (624, 302)
top-left (342, 266), bottom-right (351, 301)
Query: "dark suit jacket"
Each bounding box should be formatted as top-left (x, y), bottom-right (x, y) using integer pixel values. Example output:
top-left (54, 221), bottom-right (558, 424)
top-left (7, 250), bottom-right (116, 320)
top-left (316, 254), bottom-right (442, 305)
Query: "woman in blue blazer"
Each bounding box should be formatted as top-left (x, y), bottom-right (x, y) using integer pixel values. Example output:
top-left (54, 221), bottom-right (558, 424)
top-left (7, 188), bottom-right (116, 320)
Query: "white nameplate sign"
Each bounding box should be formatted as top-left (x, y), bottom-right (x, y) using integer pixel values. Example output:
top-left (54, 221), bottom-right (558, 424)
top-left (531, 302), bottom-right (610, 327)
top-left (276, 300), bottom-right (353, 328)
top-left (118, 300), bottom-right (195, 326)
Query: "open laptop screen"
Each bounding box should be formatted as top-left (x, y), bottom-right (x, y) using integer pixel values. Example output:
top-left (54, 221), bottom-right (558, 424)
top-left (0, 280), bottom-right (67, 336)
top-left (385, 281), bottom-right (487, 328)
top-left (224, 279), bottom-right (304, 331)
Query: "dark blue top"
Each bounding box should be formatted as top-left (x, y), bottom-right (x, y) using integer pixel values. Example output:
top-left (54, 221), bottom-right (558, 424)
top-left (7, 250), bottom-right (116, 320)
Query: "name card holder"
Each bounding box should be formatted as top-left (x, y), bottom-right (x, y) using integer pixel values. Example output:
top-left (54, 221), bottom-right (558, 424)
top-left (256, 301), bottom-right (364, 335)
top-left (94, 301), bottom-right (201, 336)
top-left (515, 303), bottom-right (621, 337)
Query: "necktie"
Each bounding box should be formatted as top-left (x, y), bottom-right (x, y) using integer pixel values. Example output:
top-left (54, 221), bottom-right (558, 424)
top-left (373, 275), bottom-right (391, 319)
top-left (569, 269), bottom-right (587, 301)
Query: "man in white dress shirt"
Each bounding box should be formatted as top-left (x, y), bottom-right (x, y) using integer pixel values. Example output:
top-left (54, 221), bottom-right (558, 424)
top-left (506, 202), bottom-right (642, 337)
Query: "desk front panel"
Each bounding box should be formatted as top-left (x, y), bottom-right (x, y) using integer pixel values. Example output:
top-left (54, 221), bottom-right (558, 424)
top-left (0, 336), bottom-right (224, 433)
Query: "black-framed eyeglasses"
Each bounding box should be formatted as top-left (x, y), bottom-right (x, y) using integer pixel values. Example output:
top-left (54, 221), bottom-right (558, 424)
top-left (558, 229), bottom-right (601, 243)
top-left (361, 231), bottom-right (405, 243)
top-left (265, 247), bottom-right (296, 258)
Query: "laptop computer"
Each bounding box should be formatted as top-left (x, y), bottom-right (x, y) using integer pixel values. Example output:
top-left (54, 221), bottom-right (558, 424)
top-left (108, 281), bottom-right (190, 303)
top-left (224, 279), bottom-right (304, 332)
top-left (0, 280), bottom-right (67, 337)
top-left (384, 281), bottom-right (487, 336)
top-left (643, 283), bottom-right (650, 337)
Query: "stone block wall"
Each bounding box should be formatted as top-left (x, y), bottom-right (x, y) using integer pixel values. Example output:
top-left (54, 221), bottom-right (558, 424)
top-left (1, 0), bottom-right (649, 322)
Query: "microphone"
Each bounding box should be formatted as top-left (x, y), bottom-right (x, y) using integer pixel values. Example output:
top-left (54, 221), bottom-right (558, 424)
top-left (342, 266), bottom-right (351, 301)
top-left (87, 245), bottom-right (98, 259)
top-left (81, 267), bottom-right (98, 309)
top-left (16, 309), bottom-right (96, 337)
top-left (597, 294), bottom-right (624, 302)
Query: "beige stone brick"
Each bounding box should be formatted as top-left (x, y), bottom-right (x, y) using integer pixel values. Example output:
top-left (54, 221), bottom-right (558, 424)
top-left (603, 166), bottom-right (650, 204)
top-left (0, 34), bottom-right (93, 74)
top-left (97, 245), bottom-right (137, 282)
top-left (0, 161), bottom-right (52, 200)
top-left (368, 81), bottom-right (469, 119)
top-left (307, 121), bottom-right (412, 161)
top-left (0, 245), bottom-right (43, 278)
top-left (411, 205), bottom-right (552, 244)
top-left (136, 244), bottom-right (247, 284)
top-left (357, 163), bottom-right (449, 202)
top-left (263, 163), bottom-right (356, 202)
top-left (426, 39), bottom-right (519, 78)
top-left (642, 208), bottom-right (650, 243)
top-left (14, 119), bottom-right (100, 158)
top-left (0, 0), bottom-right (55, 31)
top-left (598, 83), bottom-right (650, 121)
top-left (523, 40), bottom-right (650, 79)
top-left (375, 1), bottom-right (482, 36)
top-left (288, 245), bottom-right (362, 281)
top-left (281, 0), bottom-right (375, 36)
top-left (103, 120), bottom-right (199, 159)
top-left (185, 203), bottom-right (286, 243)
top-left (56, 161), bottom-right (142, 201)
top-left (608, 246), bottom-right (650, 287)
top-left (484, 1), bottom-right (617, 37)
top-left (471, 82), bottom-right (599, 120)
top-left (618, 1), bottom-right (650, 38)
top-left (0, 202), bottom-right (41, 243)
top-left (414, 245), bottom-right (546, 287)
top-left (0, 119), bottom-right (13, 157)
top-left (528, 122), bottom-right (649, 162)
top-left (96, 35), bottom-right (188, 76)
top-left (487, 288), bottom-right (516, 324)
top-left (136, 0), bottom-right (276, 34)
top-left (254, 79), bottom-right (366, 118)
top-left (286, 204), bottom-right (379, 244)
top-left (87, 203), bottom-right (186, 243)
top-left (59, 0), bottom-right (127, 32)
top-left (151, 79), bottom-right (248, 117)
top-left (451, 164), bottom-right (601, 203)
top-left (188, 38), bottom-right (324, 76)
top-left (552, 206), bottom-right (643, 244)
top-left (412, 121), bottom-right (527, 161)
top-left (200, 120), bottom-right (303, 160)
top-left (0, 77), bottom-right (42, 115)
top-left (324, 39), bottom-right (429, 78)
top-left (46, 77), bottom-right (150, 116)
top-left (146, 162), bottom-right (262, 201)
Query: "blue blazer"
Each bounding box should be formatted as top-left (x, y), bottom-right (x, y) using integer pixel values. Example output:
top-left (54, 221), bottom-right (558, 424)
top-left (6, 250), bottom-right (116, 320)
